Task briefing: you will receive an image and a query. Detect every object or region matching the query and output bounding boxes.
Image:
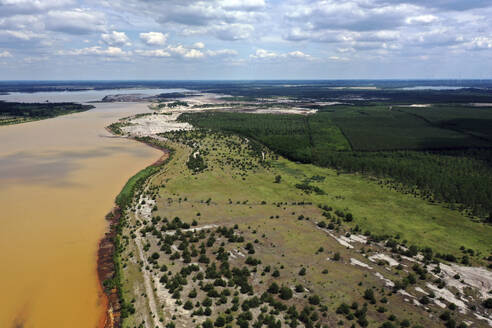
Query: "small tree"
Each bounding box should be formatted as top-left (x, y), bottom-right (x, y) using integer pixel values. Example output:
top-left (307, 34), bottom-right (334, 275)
top-left (274, 175), bottom-right (282, 183)
top-left (268, 282), bottom-right (279, 294)
top-left (279, 286), bottom-right (293, 300)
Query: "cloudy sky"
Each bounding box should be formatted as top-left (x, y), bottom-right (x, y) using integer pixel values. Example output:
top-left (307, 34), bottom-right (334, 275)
top-left (0, 0), bottom-right (491, 79)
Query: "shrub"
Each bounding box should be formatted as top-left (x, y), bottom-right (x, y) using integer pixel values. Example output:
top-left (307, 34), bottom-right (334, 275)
top-left (279, 287), bottom-right (293, 300)
top-left (203, 319), bottom-right (214, 328)
top-left (268, 282), bottom-right (279, 294)
top-left (308, 295), bottom-right (320, 305)
top-left (363, 289), bottom-right (375, 303)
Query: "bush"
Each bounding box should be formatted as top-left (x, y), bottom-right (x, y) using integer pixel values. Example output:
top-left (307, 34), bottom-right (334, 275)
top-left (439, 311), bottom-right (451, 321)
top-left (299, 267), bottom-right (306, 276)
top-left (336, 303), bottom-right (350, 315)
top-left (279, 286), bottom-right (293, 300)
top-left (308, 295), bottom-right (320, 305)
top-left (203, 319), bottom-right (214, 328)
top-left (268, 282), bottom-right (279, 294)
top-left (215, 316), bottom-right (226, 327)
top-left (363, 289), bottom-right (376, 303)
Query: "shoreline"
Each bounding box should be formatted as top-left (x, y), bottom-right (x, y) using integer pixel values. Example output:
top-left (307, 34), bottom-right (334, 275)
top-left (96, 131), bottom-right (171, 328)
top-left (97, 208), bottom-right (122, 328)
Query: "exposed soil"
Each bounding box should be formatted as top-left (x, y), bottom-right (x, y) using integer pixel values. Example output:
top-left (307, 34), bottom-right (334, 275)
top-left (96, 129), bottom-right (171, 328)
top-left (97, 207), bottom-right (122, 328)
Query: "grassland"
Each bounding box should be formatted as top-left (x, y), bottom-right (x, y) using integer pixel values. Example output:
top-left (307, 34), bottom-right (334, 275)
top-left (0, 101), bottom-right (93, 126)
top-left (179, 109), bottom-right (492, 218)
top-left (116, 130), bottom-right (492, 328)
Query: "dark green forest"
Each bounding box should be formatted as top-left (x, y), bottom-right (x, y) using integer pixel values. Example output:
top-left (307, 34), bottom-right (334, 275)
top-left (0, 101), bottom-right (93, 125)
top-left (179, 108), bottom-right (492, 219)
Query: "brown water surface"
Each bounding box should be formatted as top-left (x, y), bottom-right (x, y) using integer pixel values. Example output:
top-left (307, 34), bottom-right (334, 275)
top-left (0, 101), bottom-right (161, 327)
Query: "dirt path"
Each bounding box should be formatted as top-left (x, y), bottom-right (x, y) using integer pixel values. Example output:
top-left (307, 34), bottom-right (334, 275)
top-left (134, 195), bottom-right (163, 328)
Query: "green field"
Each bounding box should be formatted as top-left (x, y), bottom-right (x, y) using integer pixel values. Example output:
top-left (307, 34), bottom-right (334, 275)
top-left (179, 110), bottom-right (492, 217)
top-left (117, 130), bottom-right (492, 328)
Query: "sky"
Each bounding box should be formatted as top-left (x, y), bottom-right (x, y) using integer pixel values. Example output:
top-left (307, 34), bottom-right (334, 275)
top-left (0, 0), bottom-right (491, 80)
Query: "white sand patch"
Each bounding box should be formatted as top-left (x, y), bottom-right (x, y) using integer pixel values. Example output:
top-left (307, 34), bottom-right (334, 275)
top-left (398, 290), bottom-right (415, 298)
top-left (122, 112), bottom-right (192, 137)
top-left (368, 253), bottom-right (399, 267)
top-left (401, 255), bottom-right (417, 263)
top-left (433, 263), bottom-right (492, 299)
top-left (474, 313), bottom-right (492, 326)
top-left (348, 234), bottom-right (368, 244)
top-left (374, 272), bottom-right (395, 288)
top-left (434, 299), bottom-right (446, 308)
top-left (414, 287), bottom-right (428, 295)
top-left (350, 258), bottom-right (373, 269)
top-left (426, 283), bottom-right (467, 313)
top-left (317, 226), bottom-right (353, 248)
top-left (164, 224), bottom-right (218, 235)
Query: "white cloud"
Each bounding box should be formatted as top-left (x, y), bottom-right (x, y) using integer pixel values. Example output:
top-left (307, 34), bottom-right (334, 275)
top-left (139, 32), bottom-right (168, 46)
top-left (59, 46), bottom-right (130, 56)
top-left (215, 23), bottom-right (254, 40)
top-left (250, 49), bottom-right (314, 60)
top-left (220, 0), bottom-right (266, 11)
top-left (193, 42), bottom-right (205, 49)
top-left (0, 50), bottom-right (12, 57)
top-left (0, 0), bottom-right (75, 16)
top-left (168, 45), bottom-right (204, 58)
top-left (250, 48), bottom-right (279, 59)
top-left (102, 31), bottom-right (131, 46)
top-left (465, 36), bottom-right (492, 50)
top-left (405, 15), bottom-right (438, 24)
top-left (0, 29), bottom-right (44, 41)
top-left (135, 49), bottom-right (171, 57)
top-left (45, 9), bottom-right (106, 34)
top-left (287, 50), bottom-right (313, 60)
top-left (328, 56), bottom-right (349, 61)
top-left (206, 49), bottom-right (238, 56)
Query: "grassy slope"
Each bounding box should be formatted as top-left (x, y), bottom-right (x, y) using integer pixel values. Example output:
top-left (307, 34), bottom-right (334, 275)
top-left (118, 131), bottom-right (491, 328)
top-left (161, 141), bottom-right (491, 257)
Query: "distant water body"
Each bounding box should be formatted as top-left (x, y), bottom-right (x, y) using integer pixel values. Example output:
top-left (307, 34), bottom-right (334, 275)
top-left (0, 88), bottom-right (189, 103)
top-left (398, 86), bottom-right (467, 90)
top-left (0, 89), bottom-right (168, 327)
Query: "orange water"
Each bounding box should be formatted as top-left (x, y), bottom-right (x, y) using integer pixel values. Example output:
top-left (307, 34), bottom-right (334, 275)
top-left (0, 102), bottom-right (161, 328)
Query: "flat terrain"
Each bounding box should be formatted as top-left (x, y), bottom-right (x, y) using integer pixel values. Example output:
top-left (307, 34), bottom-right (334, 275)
top-left (114, 129), bottom-right (492, 328)
top-left (0, 101), bottom-right (93, 126)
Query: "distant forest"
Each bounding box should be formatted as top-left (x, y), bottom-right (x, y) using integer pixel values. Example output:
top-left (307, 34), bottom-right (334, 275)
top-left (0, 101), bottom-right (93, 125)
